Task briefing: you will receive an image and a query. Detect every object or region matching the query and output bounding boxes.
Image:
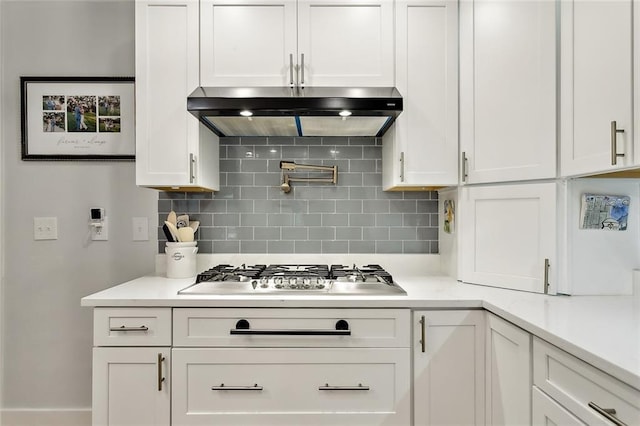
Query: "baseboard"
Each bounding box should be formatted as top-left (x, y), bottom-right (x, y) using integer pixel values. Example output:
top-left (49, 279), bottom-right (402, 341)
top-left (1, 409), bottom-right (91, 426)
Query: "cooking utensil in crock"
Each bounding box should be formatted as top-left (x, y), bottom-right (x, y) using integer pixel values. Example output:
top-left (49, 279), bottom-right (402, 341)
top-left (176, 214), bottom-right (189, 228)
top-left (164, 220), bottom-right (181, 242)
top-left (162, 223), bottom-right (175, 242)
top-left (177, 226), bottom-right (195, 242)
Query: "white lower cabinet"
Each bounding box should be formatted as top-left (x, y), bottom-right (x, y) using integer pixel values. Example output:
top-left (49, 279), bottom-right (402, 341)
top-left (171, 308), bottom-right (411, 426)
top-left (92, 347), bottom-right (170, 426)
top-left (533, 337), bottom-right (640, 426)
top-left (413, 310), bottom-right (485, 425)
top-left (486, 313), bottom-right (532, 426)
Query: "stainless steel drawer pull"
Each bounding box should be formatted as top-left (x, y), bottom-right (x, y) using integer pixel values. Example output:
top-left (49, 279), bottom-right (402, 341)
top-left (289, 53), bottom-right (294, 87)
top-left (461, 151), bottom-right (468, 183)
top-left (300, 53), bottom-right (305, 88)
top-left (109, 325), bottom-right (149, 332)
top-left (588, 402), bottom-right (627, 426)
top-left (157, 353), bottom-right (165, 391)
top-left (543, 258), bottom-right (550, 294)
top-left (610, 121), bottom-right (625, 165)
top-left (189, 153), bottom-right (196, 183)
top-left (419, 315), bottom-right (426, 353)
top-left (230, 319), bottom-right (351, 336)
top-left (212, 384), bottom-right (263, 391)
top-left (319, 383), bottom-right (370, 391)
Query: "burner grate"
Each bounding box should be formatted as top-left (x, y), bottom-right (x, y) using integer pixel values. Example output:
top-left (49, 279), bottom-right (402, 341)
top-left (196, 264), bottom-right (266, 283)
top-left (330, 264), bottom-right (393, 284)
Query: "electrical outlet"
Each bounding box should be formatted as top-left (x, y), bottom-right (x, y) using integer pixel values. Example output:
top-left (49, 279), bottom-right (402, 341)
top-left (91, 217), bottom-right (108, 241)
top-left (132, 217), bottom-right (149, 241)
top-left (34, 217), bottom-right (58, 240)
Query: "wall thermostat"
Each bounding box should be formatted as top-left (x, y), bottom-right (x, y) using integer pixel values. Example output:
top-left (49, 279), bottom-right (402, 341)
top-left (90, 208), bottom-right (105, 221)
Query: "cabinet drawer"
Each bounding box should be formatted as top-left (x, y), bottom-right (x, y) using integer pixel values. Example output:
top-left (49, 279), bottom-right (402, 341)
top-left (172, 347), bottom-right (410, 426)
top-left (173, 308), bottom-right (410, 348)
top-left (94, 308), bottom-right (172, 346)
top-left (533, 337), bottom-right (640, 425)
top-left (532, 386), bottom-right (585, 425)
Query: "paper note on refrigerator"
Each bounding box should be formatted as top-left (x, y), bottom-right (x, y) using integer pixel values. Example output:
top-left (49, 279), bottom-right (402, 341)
top-left (579, 193), bottom-right (630, 231)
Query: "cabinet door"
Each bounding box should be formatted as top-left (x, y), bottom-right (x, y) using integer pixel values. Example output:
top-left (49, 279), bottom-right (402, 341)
top-left (459, 182), bottom-right (557, 293)
top-left (135, 0), bottom-right (219, 191)
top-left (459, 0), bottom-right (556, 183)
top-left (93, 347), bottom-right (170, 426)
top-left (382, 0), bottom-right (458, 190)
top-left (532, 387), bottom-right (586, 426)
top-left (200, 0), bottom-right (297, 86)
top-left (486, 314), bottom-right (531, 426)
top-left (561, 0), bottom-right (633, 176)
top-left (297, 0), bottom-right (394, 87)
top-left (413, 310), bottom-right (485, 426)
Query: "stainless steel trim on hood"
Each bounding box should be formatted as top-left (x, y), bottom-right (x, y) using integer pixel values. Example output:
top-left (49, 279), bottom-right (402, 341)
top-left (187, 86), bottom-right (403, 138)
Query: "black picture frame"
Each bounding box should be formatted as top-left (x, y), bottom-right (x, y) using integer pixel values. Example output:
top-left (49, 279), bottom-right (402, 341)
top-left (20, 76), bottom-right (135, 161)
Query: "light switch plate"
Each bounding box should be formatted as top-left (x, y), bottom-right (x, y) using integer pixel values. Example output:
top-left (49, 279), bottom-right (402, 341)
top-left (132, 217), bottom-right (149, 241)
top-left (34, 217), bottom-right (58, 240)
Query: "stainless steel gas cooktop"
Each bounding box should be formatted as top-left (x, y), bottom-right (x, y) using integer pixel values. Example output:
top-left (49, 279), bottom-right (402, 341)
top-left (177, 264), bottom-right (407, 296)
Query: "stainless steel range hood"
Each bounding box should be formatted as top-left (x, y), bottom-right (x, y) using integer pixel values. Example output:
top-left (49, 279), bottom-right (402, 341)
top-left (187, 86), bottom-right (403, 138)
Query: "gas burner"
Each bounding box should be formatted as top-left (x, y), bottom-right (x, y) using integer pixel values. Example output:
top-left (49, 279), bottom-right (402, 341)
top-left (330, 264), bottom-right (394, 285)
top-left (261, 264), bottom-right (330, 278)
top-left (196, 264), bottom-right (265, 284)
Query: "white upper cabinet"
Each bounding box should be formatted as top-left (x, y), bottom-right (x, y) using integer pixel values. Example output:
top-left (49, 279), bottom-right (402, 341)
top-left (200, 0), bottom-right (394, 87)
top-left (382, 0), bottom-right (458, 190)
top-left (136, 0), bottom-right (219, 191)
top-left (459, 182), bottom-right (557, 294)
top-left (296, 0), bottom-right (394, 87)
top-left (200, 0), bottom-right (297, 87)
top-left (560, 0), bottom-right (634, 177)
top-left (459, 0), bottom-right (557, 183)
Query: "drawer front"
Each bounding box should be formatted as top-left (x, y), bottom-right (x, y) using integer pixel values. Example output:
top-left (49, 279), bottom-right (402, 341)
top-left (94, 308), bottom-right (172, 346)
top-left (173, 308), bottom-right (410, 347)
top-left (532, 386), bottom-right (585, 425)
top-left (172, 347), bottom-right (410, 426)
top-left (533, 337), bottom-right (640, 425)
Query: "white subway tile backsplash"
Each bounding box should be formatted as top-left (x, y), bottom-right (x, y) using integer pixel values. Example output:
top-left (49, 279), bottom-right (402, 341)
top-left (158, 136), bottom-right (439, 254)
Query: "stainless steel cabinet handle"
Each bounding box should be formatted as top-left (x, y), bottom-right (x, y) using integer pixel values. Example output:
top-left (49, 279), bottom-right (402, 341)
top-left (319, 383), bottom-right (369, 391)
top-left (611, 121), bottom-right (625, 165)
top-left (300, 53), bottom-right (305, 88)
top-left (189, 153), bottom-right (195, 183)
top-left (157, 353), bottom-right (165, 391)
top-left (543, 258), bottom-right (550, 294)
top-left (419, 315), bottom-right (426, 353)
top-left (400, 151), bottom-right (405, 182)
top-left (212, 384), bottom-right (263, 391)
top-left (289, 53), bottom-right (295, 87)
top-left (588, 402), bottom-right (627, 426)
top-left (461, 151), bottom-right (468, 183)
top-left (109, 325), bottom-right (149, 332)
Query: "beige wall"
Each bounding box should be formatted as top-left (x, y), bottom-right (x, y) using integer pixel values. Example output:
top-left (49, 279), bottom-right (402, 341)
top-left (1, 0), bottom-right (157, 418)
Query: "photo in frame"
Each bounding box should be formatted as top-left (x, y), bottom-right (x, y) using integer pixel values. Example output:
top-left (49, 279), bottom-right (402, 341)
top-left (20, 76), bottom-right (135, 160)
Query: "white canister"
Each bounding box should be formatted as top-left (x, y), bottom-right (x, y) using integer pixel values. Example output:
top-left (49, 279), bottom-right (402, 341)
top-left (165, 242), bottom-right (198, 278)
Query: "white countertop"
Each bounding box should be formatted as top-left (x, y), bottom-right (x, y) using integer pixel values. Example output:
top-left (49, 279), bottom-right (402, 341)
top-left (81, 271), bottom-right (640, 391)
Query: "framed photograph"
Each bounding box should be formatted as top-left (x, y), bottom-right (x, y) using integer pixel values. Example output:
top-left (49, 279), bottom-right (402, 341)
top-left (20, 76), bottom-right (135, 161)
